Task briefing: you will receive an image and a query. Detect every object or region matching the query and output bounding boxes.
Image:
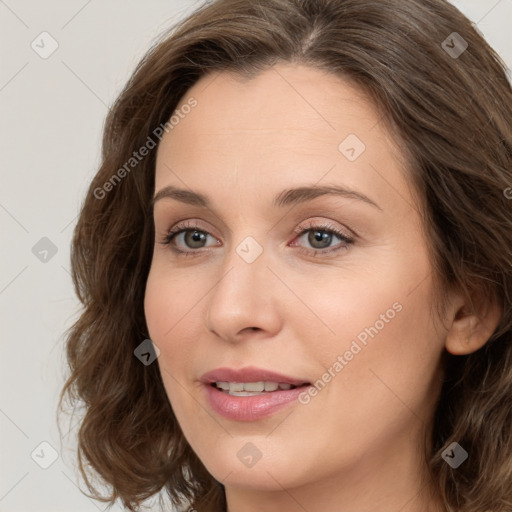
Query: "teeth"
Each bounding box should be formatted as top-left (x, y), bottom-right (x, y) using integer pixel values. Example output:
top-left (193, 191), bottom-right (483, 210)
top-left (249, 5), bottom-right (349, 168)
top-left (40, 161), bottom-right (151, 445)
top-left (244, 382), bottom-right (265, 392)
top-left (214, 381), bottom-right (298, 395)
top-left (230, 382), bottom-right (244, 392)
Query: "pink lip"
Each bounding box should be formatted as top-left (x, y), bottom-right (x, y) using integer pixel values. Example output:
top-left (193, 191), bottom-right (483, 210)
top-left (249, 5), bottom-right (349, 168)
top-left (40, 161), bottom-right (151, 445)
top-left (200, 366), bottom-right (309, 387)
top-left (200, 366), bottom-right (311, 422)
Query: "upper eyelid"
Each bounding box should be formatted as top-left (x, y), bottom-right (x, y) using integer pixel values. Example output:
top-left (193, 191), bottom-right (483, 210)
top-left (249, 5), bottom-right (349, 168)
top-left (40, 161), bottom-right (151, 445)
top-left (165, 218), bottom-right (351, 236)
top-left (153, 207), bottom-right (230, 236)
top-left (167, 219), bottom-right (220, 238)
top-left (152, 198), bottom-right (370, 237)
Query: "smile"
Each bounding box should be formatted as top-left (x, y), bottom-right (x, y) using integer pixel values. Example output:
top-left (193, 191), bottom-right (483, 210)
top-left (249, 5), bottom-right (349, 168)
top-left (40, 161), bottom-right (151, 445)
top-left (213, 381), bottom-right (300, 395)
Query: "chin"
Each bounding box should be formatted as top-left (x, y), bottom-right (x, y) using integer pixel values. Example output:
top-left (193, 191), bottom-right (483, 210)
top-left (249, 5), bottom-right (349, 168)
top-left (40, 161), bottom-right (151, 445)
top-left (191, 437), bottom-right (314, 492)
top-left (208, 460), bottom-right (297, 491)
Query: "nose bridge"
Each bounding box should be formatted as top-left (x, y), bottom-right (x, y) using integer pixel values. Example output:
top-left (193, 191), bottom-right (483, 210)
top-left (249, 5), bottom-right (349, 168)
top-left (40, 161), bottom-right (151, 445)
top-left (210, 234), bottom-right (268, 313)
top-left (205, 233), bottom-right (281, 339)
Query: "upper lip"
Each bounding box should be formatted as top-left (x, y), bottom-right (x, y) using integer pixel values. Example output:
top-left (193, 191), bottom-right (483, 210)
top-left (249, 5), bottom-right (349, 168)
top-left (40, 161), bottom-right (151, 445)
top-left (200, 366), bottom-right (310, 386)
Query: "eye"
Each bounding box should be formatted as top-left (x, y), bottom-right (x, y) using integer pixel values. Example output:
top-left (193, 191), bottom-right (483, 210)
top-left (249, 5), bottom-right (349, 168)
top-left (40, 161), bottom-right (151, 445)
top-left (160, 220), bottom-right (219, 255)
top-left (291, 222), bottom-right (354, 256)
top-left (158, 219), bottom-right (354, 257)
top-left (172, 230), bottom-right (210, 249)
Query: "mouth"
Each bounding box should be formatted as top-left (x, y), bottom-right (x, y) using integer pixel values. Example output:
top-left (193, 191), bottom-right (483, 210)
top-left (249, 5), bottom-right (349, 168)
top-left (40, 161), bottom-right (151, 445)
top-left (200, 366), bottom-right (310, 388)
top-left (210, 381), bottom-right (310, 396)
top-left (199, 367), bottom-right (313, 421)
top-left (210, 381), bottom-right (311, 396)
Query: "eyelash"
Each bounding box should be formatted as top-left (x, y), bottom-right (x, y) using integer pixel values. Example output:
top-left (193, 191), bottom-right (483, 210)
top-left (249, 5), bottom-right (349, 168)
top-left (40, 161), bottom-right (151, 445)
top-left (159, 220), bottom-right (354, 258)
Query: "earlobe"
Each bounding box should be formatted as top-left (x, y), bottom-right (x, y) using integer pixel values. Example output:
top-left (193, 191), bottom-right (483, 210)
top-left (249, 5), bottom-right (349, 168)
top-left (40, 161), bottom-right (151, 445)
top-left (444, 289), bottom-right (503, 356)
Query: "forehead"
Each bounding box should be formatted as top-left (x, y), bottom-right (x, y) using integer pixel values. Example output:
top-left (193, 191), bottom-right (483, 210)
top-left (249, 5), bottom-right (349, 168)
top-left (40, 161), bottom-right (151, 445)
top-left (154, 63), bottom-right (414, 214)
top-left (163, 64), bottom-right (383, 142)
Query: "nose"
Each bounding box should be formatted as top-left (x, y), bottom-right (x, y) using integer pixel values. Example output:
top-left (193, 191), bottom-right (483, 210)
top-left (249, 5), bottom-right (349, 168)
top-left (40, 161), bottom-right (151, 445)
top-left (204, 242), bottom-right (283, 343)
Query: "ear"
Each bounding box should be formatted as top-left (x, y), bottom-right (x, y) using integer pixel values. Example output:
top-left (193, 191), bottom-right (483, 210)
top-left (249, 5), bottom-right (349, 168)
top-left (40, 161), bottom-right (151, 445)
top-left (445, 286), bottom-right (502, 355)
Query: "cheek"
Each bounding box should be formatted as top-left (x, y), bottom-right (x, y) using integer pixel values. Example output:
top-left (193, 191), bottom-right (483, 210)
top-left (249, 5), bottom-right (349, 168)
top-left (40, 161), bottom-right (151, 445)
top-left (302, 240), bottom-right (443, 407)
top-left (144, 273), bottom-right (192, 426)
top-left (144, 270), bottom-right (185, 380)
top-left (144, 265), bottom-right (202, 342)
top-left (144, 272), bottom-right (169, 343)
top-left (144, 266), bottom-right (207, 392)
top-left (319, 278), bottom-right (443, 437)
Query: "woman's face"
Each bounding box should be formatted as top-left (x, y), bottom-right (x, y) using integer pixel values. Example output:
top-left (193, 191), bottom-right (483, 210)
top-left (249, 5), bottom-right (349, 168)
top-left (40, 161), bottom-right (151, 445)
top-left (144, 63), bottom-right (448, 507)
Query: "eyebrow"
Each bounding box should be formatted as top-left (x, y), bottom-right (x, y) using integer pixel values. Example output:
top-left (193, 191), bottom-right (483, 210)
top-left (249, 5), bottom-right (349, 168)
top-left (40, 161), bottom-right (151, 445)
top-left (151, 184), bottom-right (382, 211)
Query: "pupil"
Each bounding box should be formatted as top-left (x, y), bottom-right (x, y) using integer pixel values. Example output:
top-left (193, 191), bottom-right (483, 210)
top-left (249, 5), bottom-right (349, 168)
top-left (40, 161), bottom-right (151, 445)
top-left (309, 230), bottom-right (331, 249)
top-left (186, 230), bottom-right (206, 248)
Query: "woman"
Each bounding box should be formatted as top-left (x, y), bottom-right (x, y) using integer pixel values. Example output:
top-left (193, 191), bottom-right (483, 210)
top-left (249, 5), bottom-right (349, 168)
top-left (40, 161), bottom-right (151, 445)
top-left (59, 0), bottom-right (512, 511)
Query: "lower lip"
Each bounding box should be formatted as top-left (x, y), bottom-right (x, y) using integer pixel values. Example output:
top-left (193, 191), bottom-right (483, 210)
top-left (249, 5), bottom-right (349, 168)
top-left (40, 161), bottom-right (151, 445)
top-left (203, 384), bottom-right (309, 421)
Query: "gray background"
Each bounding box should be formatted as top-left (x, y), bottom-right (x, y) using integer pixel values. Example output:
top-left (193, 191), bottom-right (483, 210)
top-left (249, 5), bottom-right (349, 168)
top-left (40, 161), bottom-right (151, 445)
top-left (1, 1), bottom-right (510, 511)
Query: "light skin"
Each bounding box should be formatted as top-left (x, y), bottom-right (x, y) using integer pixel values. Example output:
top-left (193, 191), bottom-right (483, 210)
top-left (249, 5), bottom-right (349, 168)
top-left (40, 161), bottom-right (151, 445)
top-left (144, 62), bottom-right (501, 512)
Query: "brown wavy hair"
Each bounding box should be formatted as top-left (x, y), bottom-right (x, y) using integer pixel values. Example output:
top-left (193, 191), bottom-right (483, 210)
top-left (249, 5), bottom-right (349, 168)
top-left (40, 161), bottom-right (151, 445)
top-left (58, 0), bottom-right (512, 510)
